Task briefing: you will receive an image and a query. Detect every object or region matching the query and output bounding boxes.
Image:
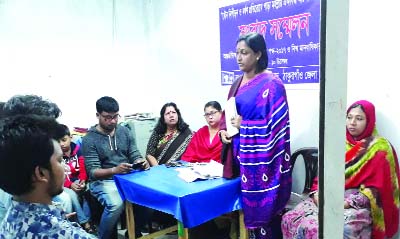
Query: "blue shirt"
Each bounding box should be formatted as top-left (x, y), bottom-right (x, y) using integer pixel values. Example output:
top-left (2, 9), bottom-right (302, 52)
top-left (0, 200), bottom-right (96, 239)
top-left (0, 190), bottom-right (73, 221)
top-left (0, 189), bottom-right (11, 222)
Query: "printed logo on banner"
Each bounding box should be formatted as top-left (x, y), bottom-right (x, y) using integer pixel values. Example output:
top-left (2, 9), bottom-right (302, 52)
top-left (221, 71), bottom-right (235, 85)
top-left (219, 0), bottom-right (321, 85)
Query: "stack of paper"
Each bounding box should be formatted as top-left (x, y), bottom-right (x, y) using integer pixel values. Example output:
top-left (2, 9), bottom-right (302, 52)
top-left (176, 160), bottom-right (223, 183)
top-left (225, 97), bottom-right (239, 136)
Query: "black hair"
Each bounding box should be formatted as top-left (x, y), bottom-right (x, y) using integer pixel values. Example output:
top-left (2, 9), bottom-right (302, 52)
top-left (154, 102), bottom-right (189, 134)
top-left (0, 102), bottom-right (6, 118)
top-left (348, 103), bottom-right (365, 113)
top-left (236, 32), bottom-right (268, 73)
top-left (3, 95), bottom-right (62, 119)
top-left (55, 124), bottom-right (71, 140)
top-left (204, 101), bottom-right (222, 112)
top-left (96, 96), bottom-right (119, 113)
top-left (0, 115), bottom-right (60, 195)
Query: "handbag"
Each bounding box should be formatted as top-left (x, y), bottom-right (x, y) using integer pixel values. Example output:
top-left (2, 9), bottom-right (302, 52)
top-left (221, 143), bottom-right (239, 179)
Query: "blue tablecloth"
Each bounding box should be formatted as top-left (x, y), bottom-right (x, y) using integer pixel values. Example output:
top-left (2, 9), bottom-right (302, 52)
top-left (114, 165), bottom-right (242, 228)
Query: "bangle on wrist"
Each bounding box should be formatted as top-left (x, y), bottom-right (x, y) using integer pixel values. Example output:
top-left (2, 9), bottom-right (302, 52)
top-left (111, 167), bottom-right (115, 174)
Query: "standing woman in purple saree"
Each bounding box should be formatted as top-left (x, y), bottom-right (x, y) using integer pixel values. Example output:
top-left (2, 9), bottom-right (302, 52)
top-left (219, 33), bottom-right (291, 239)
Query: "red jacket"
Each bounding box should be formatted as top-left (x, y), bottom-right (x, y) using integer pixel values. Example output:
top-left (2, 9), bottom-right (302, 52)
top-left (63, 142), bottom-right (88, 188)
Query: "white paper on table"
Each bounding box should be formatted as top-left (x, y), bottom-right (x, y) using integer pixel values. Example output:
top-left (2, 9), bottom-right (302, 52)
top-left (192, 160), bottom-right (223, 178)
top-left (175, 160), bottom-right (223, 183)
top-left (175, 167), bottom-right (206, 183)
top-left (225, 97), bottom-right (239, 136)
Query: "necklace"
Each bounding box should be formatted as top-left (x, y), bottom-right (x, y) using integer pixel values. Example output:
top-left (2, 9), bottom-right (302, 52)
top-left (166, 128), bottom-right (177, 135)
top-left (159, 130), bottom-right (176, 146)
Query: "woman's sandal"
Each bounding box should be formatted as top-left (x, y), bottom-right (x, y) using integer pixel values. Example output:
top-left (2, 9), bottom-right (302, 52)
top-left (82, 222), bottom-right (96, 234)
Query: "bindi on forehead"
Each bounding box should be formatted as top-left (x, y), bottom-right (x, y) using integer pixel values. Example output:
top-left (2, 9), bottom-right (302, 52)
top-left (236, 46), bottom-right (253, 54)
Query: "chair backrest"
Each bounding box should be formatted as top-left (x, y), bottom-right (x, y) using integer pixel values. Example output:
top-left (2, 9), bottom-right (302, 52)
top-left (290, 147), bottom-right (318, 194)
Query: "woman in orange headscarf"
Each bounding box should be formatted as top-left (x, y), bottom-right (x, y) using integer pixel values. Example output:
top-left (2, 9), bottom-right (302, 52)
top-left (281, 100), bottom-right (400, 239)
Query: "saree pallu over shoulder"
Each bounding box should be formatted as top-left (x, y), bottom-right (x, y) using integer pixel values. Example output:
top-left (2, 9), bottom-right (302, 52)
top-left (345, 136), bottom-right (400, 239)
top-left (181, 126), bottom-right (222, 163)
top-left (234, 72), bottom-right (291, 228)
top-left (158, 127), bottom-right (193, 165)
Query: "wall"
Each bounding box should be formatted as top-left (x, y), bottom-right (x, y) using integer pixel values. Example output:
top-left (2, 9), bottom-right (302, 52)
top-left (0, 0), bottom-right (319, 194)
top-left (348, 0), bottom-right (400, 151)
top-left (0, 0), bottom-right (319, 165)
top-left (0, 0), bottom-right (146, 125)
top-left (348, 3), bottom-right (400, 236)
top-left (0, 0), bottom-right (226, 130)
top-left (1, 0), bottom-right (399, 237)
top-left (2, 1), bottom-right (398, 146)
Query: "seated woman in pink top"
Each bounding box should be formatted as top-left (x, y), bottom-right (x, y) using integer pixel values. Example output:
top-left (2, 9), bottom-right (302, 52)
top-left (181, 101), bottom-right (223, 163)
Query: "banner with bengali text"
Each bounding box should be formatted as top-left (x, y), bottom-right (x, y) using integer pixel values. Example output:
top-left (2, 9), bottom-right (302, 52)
top-left (219, 0), bottom-right (320, 85)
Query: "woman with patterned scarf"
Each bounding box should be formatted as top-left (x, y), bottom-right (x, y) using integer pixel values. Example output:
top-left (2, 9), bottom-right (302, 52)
top-left (146, 102), bottom-right (193, 166)
top-left (281, 100), bottom-right (400, 239)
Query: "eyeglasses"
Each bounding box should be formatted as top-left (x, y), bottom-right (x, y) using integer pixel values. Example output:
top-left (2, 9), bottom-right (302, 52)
top-left (100, 114), bottom-right (121, 121)
top-left (203, 111), bottom-right (219, 117)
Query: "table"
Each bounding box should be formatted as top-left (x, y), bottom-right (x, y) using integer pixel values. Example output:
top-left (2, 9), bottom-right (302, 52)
top-left (114, 164), bottom-right (246, 239)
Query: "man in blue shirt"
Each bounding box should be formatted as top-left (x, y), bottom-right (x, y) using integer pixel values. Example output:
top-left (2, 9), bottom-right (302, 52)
top-left (0, 115), bottom-right (96, 238)
top-left (0, 95), bottom-right (72, 222)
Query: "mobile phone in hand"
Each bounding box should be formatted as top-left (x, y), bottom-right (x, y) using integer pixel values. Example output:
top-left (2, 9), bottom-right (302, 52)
top-left (131, 161), bottom-right (145, 170)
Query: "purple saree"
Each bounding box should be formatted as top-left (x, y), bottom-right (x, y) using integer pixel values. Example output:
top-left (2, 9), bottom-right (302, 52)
top-left (231, 72), bottom-right (291, 236)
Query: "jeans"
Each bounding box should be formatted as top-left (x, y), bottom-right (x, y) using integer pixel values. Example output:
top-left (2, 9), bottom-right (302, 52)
top-left (63, 187), bottom-right (91, 224)
top-left (53, 191), bottom-right (73, 213)
top-left (90, 180), bottom-right (124, 239)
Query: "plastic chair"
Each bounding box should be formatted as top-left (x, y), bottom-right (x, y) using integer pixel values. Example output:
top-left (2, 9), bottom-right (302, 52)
top-left (290, 147), bottom-right (318, 194)
top-left (285, 147), bottom-right (318, 210)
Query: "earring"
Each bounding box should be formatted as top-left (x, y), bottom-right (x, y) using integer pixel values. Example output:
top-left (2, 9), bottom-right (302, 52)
top-left (256, 57), bottom-right (259, 60)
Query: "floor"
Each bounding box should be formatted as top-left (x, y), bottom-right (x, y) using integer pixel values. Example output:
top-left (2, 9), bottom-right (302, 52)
top-left (117, 229), bottom-right (178, 239)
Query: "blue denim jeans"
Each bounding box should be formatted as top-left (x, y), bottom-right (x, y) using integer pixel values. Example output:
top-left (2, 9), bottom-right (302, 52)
top-left (89, 180), bottom-right (124, 239)
top-left (63, 187), bottom-right (91, 224)
top-left (53, 191), bottom-right (73, 213)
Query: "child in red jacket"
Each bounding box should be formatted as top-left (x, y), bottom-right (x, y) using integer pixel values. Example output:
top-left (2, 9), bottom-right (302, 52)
top-left (56, 124), bottom-right (95, 234)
